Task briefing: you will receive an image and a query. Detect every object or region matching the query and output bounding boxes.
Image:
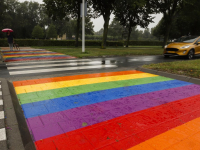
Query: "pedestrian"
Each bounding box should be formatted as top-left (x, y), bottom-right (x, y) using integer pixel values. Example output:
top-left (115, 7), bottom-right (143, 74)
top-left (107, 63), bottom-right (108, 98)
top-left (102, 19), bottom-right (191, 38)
top-left (7, 31), bottom-right (14, 51)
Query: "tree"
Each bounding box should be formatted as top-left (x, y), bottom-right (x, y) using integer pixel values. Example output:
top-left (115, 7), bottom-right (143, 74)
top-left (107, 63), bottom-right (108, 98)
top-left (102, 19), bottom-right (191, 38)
top-left (0, 0), bottom-right (6, 38)
top-left (89, 0), bottom-right (117, 48)
top-left (108, 18), bottom-right (123, 40)
top-left (32, 25), bottom-right (44, 39)
top-left (47, 24), bottom-right (57, 39)
top-left (43, 0), bottom-right (94, 47)
top-left (114, 0), bottom-right (154, 47)
top-left (151, 0), bottom-right (193, 46)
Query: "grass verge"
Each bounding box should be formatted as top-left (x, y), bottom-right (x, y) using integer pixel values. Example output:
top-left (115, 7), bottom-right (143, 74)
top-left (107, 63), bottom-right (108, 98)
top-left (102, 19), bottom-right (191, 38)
top-left (32, 46), bottom-right (163, 58)
top-left (143, 59), bottom-right (200, 79)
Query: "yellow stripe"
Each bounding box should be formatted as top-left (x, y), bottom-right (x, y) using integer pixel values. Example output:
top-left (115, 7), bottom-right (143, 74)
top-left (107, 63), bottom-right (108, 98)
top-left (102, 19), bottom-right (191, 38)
top-left (128, 118), bottom-right (200, 150)
top-left (15, 73), bottom-right (158, 94)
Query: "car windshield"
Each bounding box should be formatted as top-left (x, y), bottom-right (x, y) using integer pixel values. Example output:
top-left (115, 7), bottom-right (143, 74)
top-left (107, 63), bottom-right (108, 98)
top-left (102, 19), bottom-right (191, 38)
top-left (174, 36), bottom-right (199, 43)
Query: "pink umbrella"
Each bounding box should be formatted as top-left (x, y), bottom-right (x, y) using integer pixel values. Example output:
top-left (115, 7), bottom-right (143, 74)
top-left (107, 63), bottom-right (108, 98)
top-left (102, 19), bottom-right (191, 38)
top-left (2, 28), bottom-right (13, 32)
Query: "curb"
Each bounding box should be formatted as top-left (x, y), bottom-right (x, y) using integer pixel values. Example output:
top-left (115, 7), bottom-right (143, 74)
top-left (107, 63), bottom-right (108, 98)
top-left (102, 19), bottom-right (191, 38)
top-left (136, 67), bottom-right (200, 85)
top-left (0, 78), bottom-right (36, 150)
top-left (0, 78), bottom-right (24, 150)
top-left (7, 81), bottom-right (36, 150)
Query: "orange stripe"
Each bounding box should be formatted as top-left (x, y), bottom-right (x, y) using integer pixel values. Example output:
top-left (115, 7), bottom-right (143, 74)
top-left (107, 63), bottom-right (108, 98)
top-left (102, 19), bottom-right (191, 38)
top-left (13, 70), bottom-right (144, 87)
top-left (128, 117), bottom-right (200, 150)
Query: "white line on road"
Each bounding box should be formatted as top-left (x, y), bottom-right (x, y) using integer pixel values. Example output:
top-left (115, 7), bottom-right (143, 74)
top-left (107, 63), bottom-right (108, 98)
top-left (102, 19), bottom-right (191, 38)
top-left (9, 65), bottom-right (117, 75)
top-left (0, 128), bottom-right (6, 141)
top-left (7, 61), bottom-right (104, 70)
top-left (0, 111), bottom-right (4, 120)
top-left (6, 59), bottom-right (91, 66)
top-left (0, 100), bottom-right (3, 106)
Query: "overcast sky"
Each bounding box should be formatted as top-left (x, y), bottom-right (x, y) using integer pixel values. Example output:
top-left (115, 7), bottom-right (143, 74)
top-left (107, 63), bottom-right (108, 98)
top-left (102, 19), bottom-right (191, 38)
top-left (18, 0), bottom-right (163, 31)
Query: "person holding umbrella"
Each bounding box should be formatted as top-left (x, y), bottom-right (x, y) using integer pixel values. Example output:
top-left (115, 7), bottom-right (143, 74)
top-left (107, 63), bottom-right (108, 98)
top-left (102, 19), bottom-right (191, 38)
top-left (2, 28), bottom-right (14, 51)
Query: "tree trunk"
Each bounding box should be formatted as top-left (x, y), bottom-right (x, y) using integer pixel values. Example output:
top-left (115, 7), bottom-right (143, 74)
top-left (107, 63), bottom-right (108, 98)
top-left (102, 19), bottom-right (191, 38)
top-left (126, 25), bottom-right (132, 48)
top-left (75, 6), bottom-right (81, 47)
top-left (163, 22), bottom-right (172, 48)
top-left (102, 13), bottom-right (110, 49)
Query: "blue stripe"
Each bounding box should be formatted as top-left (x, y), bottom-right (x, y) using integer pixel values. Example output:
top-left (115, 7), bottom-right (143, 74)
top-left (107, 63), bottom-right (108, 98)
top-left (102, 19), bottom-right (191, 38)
top-left (21, 80), bottom-right (192, 118)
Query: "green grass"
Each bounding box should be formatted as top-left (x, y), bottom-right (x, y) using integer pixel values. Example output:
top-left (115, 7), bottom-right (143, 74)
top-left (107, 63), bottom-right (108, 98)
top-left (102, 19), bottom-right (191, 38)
top-left (32, 46), bottom-right (163, 58)
top-left (143, 59), bottom-right (200, 79)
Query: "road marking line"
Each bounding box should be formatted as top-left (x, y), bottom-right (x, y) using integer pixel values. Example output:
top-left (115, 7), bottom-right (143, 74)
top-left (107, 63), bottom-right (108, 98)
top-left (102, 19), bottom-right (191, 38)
top-left (0, 128), bottom-right (6, 141)
top-left (0, 91), bottom-right (2, 95)
top-left (7, 61), bottom-right (103, 70)
top-left (0, 100), bottom-right (3, 105)
top-left (6, 59), bottom-right (91, 65)
top-left (9, 65), bottom-right (117, 75)
top-left (0, 111), bottom-right (4, 120)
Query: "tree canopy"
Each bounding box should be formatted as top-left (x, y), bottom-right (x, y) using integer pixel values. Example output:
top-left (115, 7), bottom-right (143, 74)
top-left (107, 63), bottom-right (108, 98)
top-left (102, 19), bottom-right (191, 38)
top-left (114, 0), bottom-right (154, 47)
top-left (32, 25), bottom-right (44, 39)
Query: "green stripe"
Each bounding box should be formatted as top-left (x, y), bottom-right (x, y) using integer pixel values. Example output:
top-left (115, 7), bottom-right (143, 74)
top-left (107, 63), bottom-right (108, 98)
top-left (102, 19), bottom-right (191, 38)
top-left (17, 76), bottom-right (173, 104)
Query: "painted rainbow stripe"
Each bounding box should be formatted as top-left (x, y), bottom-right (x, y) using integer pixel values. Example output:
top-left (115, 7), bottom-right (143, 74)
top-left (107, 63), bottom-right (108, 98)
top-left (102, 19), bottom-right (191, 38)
top-left (13, 70), bottom-right (200, 150)
top-left (1, 50), bottom-right (76, 62)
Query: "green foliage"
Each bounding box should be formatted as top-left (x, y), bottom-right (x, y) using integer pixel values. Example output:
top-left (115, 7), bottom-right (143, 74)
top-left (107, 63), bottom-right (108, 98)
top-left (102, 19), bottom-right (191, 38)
top-left (124, 40), bottom-right (164, 46)
top-left (32, 25), bottom-right (44, 39)
top-left (114, 0), bottom-right (154, 47)
top-left (0, 39), bottom-right (123, 47)
top-left (47, 24), bottom-right (57, 39)
top-left (88, 0), bottom-right (117, 48)
top-left (151, 0), bottom-right (189, 46)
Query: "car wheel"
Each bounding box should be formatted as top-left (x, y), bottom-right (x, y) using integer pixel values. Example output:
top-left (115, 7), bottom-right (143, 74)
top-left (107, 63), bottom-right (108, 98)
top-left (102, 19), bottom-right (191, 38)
top-left (164, 55), bottom-right (170, 58)
top-left (187, 50), bottom-right (194, 59)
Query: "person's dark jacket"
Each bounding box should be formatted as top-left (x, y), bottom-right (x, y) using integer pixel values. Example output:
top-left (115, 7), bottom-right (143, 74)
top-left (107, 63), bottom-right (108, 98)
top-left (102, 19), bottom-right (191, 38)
top-left (7, 34), bottom-right (13, 43)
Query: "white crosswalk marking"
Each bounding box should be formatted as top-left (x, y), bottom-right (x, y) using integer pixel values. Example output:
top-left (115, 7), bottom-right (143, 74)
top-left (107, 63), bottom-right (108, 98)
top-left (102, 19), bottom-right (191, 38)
top-left (7, 61), bottom-right (105, 70)
top-left (0, 128), bottom-right (6, 141)
top-left (6, 59), bottom-right (91, 66)
top-left (6, 59), bottom-right (117, 75)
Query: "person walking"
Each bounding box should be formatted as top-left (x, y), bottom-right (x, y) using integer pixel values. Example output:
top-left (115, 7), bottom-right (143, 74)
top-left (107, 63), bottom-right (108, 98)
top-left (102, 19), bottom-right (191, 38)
top-left (7, 31), bottom-right (14, 51)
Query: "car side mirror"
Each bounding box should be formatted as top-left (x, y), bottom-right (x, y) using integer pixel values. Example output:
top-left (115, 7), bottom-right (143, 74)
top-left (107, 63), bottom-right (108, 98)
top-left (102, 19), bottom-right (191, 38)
top-left (197, 42), bottom-right (200, 45)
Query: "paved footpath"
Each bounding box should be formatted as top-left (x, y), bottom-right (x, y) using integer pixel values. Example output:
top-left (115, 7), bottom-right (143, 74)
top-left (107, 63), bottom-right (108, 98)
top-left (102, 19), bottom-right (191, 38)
top-left (11, 70), bottom-right (200, 150)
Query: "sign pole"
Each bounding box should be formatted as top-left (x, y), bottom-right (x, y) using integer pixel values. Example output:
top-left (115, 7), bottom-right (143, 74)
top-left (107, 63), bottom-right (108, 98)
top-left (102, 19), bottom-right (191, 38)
top-left (82, 0), bottom-right (85, 53)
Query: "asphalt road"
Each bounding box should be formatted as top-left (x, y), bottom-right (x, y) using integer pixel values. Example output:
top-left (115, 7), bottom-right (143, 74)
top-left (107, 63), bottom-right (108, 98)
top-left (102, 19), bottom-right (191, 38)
top-left (0, 55), bottom-right (191, 79)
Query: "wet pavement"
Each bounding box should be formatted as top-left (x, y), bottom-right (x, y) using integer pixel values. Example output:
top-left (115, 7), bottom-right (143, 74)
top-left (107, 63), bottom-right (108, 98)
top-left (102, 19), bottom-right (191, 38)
top-left (0, 52), bottom-right (189, 78)
top-left (12, 70), bottom-right (200, 150)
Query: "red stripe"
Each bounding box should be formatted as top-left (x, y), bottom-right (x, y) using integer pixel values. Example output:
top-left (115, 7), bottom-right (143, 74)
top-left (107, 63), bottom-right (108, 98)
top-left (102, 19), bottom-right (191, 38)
top-left (35, 94), bottom-right (200, 150)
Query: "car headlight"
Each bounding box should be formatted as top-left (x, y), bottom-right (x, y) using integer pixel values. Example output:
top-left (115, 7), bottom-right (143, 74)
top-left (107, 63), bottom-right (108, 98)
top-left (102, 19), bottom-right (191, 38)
top-left (164, 45), bottom-right (168, 48)
top-left (181, 45), bottom-right (190, 49)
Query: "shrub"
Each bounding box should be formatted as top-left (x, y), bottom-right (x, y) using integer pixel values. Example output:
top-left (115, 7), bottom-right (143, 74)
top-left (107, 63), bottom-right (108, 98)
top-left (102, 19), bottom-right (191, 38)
top-left (0, 39), bottom-right (123, 47)
top-left (125, 41), bottom-right (164, 46)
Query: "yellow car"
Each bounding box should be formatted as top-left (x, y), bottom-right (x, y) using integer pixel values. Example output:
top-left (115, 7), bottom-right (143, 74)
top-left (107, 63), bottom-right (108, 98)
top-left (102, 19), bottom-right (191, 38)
top-left (163, 36), bottom-right (200, 59)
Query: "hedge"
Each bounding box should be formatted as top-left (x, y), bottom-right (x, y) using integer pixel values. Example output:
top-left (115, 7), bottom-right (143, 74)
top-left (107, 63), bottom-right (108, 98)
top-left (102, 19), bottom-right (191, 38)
top-left (0, 39), bottom-right (166, 47)
top-left (125, 40), bottom-right (164, 46)
top-left (0, 39), bottom-right (123, 47)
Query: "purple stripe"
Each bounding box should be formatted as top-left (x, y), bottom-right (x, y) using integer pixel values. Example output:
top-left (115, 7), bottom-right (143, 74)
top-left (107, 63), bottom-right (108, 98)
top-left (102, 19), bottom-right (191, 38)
top-left (27, 84), bottom-right (200, 141)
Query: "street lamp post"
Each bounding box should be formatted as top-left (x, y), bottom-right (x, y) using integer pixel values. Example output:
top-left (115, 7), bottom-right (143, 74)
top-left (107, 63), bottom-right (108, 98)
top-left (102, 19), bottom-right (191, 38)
top-left (82, 0), bottom-right (85, 53)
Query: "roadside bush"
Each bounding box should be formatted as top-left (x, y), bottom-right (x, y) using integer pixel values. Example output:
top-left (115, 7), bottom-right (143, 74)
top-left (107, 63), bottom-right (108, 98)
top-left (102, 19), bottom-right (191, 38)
top-left (125, 41), bottom-right (164, 46)
top-left (0, 39), bottom-right (123, 47)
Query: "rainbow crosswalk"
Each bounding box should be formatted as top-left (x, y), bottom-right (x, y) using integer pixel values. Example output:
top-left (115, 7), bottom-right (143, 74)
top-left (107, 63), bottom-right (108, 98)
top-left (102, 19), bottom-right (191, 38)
top-left (13, 70), bottom-right (200, 150)
top-left (1, 49), bottom-right (76, 62)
